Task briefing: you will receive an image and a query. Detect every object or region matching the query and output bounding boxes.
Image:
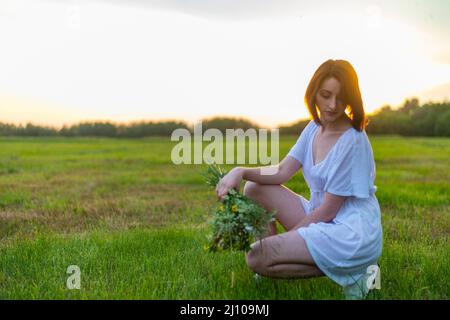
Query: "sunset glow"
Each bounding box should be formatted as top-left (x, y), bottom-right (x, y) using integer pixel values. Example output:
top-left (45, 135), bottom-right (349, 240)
top-left (0, 0), bottom-right (449, 128)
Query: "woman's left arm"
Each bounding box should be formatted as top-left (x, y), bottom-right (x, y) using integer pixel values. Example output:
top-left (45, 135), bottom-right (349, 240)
top-left (293, 193), bottom-right (348, 229)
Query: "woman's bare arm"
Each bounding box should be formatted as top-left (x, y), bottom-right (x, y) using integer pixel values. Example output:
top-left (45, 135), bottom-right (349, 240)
top-left (293, 192), bottom-right (348, 229)
top-left (239, 156), bottom-right (301, 185)
top-left (215, 156), bottom-right (301, 201)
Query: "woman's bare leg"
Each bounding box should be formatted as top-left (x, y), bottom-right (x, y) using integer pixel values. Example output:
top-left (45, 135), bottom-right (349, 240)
top-left (243, 181), bottom-right (307, 234)
top-left (262, 263), bottom-right (323, 279)
top-left (245, 230), bottom-right (324, 278)
top-left (242, 181), bottom-right (322, 278)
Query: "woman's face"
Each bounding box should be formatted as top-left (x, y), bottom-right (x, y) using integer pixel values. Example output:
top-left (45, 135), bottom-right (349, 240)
top-left (315, 77), bottom-right (347, 124)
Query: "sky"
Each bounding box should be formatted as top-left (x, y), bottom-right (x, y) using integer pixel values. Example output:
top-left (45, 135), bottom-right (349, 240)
top-left (0, 0), bottom-right (449, 128)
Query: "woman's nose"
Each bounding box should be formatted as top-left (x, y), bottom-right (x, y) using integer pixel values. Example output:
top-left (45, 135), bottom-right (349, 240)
top-left (328, 97), bottom-right (336, 110)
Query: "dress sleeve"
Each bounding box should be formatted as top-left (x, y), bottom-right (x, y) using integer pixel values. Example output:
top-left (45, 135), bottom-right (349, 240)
top-left (287, 120), bottom-right (315, 165)
top-left (323, 131), bottom-right (375, 198)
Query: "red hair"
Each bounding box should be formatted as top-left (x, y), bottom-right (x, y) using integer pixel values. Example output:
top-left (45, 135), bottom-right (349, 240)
top-left (304, 59), bottom-right (368, 131)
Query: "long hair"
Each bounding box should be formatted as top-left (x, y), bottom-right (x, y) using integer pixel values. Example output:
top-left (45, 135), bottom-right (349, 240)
top-left (304, 59), bottom-right (368, 131)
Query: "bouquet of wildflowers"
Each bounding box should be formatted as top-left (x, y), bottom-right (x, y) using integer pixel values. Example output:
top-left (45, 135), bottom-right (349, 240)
top-left (203, 163), bottom-right (276, 252)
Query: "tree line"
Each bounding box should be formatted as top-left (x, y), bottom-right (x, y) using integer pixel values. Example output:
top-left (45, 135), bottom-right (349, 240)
top-left (278, 99), bottom-right (450, 136)
top-left (0, 99), bottom-right (449, 137)
top-left (365, 99), bottom-right (449, 136)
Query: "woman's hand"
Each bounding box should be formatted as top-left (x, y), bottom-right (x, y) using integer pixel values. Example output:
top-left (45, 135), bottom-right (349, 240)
top-left (215, 167), bottom-right (244, 201)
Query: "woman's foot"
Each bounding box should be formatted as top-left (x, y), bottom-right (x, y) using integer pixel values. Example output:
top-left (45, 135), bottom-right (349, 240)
top-left (343, 273), bottom-right (372, 300)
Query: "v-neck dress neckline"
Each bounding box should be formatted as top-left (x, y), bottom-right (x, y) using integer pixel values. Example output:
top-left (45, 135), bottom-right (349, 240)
top-left (310, 122), bottom-right (354, 168)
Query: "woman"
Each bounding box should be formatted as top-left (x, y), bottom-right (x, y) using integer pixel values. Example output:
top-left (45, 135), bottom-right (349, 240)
top-left (215, 59), bottom-right (382, 299)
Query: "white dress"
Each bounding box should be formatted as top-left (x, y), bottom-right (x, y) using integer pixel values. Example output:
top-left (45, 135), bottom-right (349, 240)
top-left (287, 120), bottom-right (382, 287)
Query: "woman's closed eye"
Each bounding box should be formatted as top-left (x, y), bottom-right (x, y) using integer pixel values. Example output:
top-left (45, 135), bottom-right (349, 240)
top-left (321, 93), bottom-right (344, 105)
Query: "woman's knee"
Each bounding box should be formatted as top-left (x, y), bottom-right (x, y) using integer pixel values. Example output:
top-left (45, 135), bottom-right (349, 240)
top-left (243, 181), bottom-right (261, 199)
top-left (245, 251), bottom-right (258, 273)
top-left (245, 242), bottom-right (265, 273)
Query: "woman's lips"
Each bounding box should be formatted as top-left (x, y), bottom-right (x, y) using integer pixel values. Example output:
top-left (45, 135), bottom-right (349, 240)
top-left (324, 111), bottom-right (337, 116)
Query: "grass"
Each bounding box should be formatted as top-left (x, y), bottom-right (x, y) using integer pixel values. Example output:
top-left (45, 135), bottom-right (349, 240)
top-left (0, 135), bottom-right (449, 299)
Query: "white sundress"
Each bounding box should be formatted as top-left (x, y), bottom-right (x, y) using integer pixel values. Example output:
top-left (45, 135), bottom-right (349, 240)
top-left (287, 120), bottom-right (383, 287)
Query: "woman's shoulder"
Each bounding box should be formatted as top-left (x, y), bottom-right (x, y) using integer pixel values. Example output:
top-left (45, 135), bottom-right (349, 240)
top-left (346, 125), bottom-right (368, 142)
top-left (340, 127), bottom-right (374, 159)
top-left (305, 119), bottom-right (317, 130)
top-left (334, 126), bottom-right (368, 155)
top-left (296, 119), bottom-right (316, 137)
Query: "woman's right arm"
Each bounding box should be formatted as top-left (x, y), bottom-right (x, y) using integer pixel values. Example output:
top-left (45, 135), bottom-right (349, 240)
top-left (241, 156), bottom-right (301, 185)
top-left (215, 156), bottom-right (301, 201)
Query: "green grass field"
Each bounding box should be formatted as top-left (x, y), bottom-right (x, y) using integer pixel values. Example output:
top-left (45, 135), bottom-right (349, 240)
top-left (0, 135), bottom-right (449, 299)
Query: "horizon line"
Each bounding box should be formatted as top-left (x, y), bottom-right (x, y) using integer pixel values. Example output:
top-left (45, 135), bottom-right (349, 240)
top-left (2, 96), bottom-right (448, 130)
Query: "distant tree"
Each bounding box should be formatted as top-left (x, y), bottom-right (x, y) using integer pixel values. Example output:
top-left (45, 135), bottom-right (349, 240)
top-left (278, 119), bottom-right (310, 135)
top-left (201, 117), bottom-right (260, 134)
top-left (0, 123), bottom-right (19, 136)
top-left (63, 122), bottom-right (118, 137)
top-left (398, 98), bottom-right (420, 116)
top-left (411, 102), bottom-right (448, 136)
top-left (434, 108), bottom-right (450, 136)
top-left (366, 99), bottom-right (450, 136)
top-left (119, 121), bottom-right (189, 137)
top-left (15, 123), bottom-right (58, 136)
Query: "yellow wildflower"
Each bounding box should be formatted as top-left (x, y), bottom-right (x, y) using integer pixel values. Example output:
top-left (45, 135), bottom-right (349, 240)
top-left (231, 205), bottom-right (238, 214)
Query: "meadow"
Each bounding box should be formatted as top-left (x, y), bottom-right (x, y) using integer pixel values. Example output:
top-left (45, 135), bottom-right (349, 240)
top-left (0, 135), bottom-right (448, 299)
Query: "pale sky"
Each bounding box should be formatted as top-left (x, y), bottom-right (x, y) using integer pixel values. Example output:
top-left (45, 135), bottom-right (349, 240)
top-left (0, 0), bottom-right (449, 128)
